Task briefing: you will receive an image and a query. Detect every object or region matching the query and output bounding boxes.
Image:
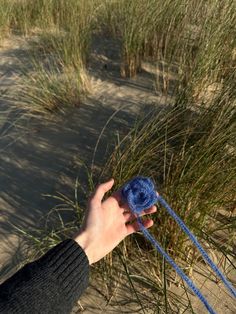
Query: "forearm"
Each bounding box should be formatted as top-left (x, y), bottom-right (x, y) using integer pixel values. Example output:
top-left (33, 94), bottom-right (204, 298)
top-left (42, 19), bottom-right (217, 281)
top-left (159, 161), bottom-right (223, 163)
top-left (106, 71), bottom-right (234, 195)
top-left (0, 239), bottom-right (89, 314)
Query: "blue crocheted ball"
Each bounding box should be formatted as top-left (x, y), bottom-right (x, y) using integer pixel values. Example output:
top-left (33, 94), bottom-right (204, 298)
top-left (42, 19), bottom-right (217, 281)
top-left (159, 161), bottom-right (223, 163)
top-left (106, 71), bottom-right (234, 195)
top-left (122, 176), bottom-right (158, 214)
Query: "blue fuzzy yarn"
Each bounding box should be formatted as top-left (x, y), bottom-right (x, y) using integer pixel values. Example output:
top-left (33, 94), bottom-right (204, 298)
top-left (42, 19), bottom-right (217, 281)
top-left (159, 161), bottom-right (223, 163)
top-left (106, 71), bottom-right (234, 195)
top-left (121, 176), bottom-right (236, 313)
top-left (121, 176), bottom-right (158, 214)
top-left (156, 195), bottom-right (236, 299)
top-left (137, 216), bottom-right (216, 314)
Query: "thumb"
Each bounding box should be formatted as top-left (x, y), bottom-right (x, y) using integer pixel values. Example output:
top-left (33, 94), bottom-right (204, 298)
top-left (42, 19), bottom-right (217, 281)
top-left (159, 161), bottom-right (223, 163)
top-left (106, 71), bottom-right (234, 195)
top-left (93, 178), bottom-right (114, 202)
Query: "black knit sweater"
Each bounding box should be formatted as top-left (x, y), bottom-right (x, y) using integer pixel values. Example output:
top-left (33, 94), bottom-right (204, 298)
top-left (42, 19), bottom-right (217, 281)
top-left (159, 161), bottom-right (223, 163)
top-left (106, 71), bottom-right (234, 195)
top-left (0, 239), bottom-right (90, 314)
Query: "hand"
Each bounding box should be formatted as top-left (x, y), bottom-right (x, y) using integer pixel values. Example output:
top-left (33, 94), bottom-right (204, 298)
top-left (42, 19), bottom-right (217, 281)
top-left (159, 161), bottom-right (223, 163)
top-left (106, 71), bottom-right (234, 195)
top-left (73, 178), bottom-right (156, 264)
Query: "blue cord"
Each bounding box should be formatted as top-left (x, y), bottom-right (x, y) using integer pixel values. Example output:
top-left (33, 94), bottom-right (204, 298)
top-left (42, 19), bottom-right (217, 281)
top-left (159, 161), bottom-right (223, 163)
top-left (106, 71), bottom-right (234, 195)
top-left (137, 217), bottom-right (216, 314)
top-left (122, 176), bottom-right (236, 313)
top-left (157, 195), bottom-right (236, 298)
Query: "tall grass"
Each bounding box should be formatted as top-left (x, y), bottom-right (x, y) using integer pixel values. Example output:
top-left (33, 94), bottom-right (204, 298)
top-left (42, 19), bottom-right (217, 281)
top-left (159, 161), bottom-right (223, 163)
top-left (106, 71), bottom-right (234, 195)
top-left (102, 0), bottom-right (236, 101)
top-left (103, 85), bottom-right (236, 257)
top-left (0, 0), bottom-right (12, 43)
top-left (1, 0), bottom-right (103, 116)
top-left (11, 60), bottom-right (88, 115)
top-left (1, 0), bottom-right (235, 113)
top-left (98, 74), bottom-right (236, 310)
top-left (27, 0), bottom-right (101, 67)
top-left (2, 0), bottom-right (102, 63)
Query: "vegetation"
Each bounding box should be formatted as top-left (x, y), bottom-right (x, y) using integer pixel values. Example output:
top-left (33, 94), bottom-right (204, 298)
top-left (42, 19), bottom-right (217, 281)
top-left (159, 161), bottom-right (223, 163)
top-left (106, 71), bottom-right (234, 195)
top-left (104, 83), bottom-right (236, 260)
top-left (0, 0), bottom-right (235, 113)
top-left (97, 79), bottom-right (235, 310)
top-left (1, 0), bottom-right (235, 312)
top-left (0, 0), bottom-right (101, 114)
top-left (101, 0), bottom-right (236, 100)
top-left (8, 57), bottom-right (88, 115)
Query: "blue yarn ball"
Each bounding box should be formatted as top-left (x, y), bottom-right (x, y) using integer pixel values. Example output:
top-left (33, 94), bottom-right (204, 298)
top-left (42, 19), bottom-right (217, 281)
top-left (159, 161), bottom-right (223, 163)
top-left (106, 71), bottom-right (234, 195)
top-left (122, 176), bottom-right (158, 214)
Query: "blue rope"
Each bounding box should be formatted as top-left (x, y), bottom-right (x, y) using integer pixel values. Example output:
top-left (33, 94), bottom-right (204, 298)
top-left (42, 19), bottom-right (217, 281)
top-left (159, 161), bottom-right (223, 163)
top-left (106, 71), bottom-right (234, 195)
top-left (156, 195), bottom-right (236, 299)
top-left (122, 176), bottom-right (236, 313)
top-left (137, 217), bottom-right (216, 314)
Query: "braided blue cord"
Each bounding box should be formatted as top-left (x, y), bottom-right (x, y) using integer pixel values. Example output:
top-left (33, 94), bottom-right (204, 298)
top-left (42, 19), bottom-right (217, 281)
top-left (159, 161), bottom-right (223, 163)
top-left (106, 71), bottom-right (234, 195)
top-left (157, 195), bottom-right (236, 298)
top-left (137, 217), bottom-right (216, 314)
top-left (121, 176), bottom-right (235, 313)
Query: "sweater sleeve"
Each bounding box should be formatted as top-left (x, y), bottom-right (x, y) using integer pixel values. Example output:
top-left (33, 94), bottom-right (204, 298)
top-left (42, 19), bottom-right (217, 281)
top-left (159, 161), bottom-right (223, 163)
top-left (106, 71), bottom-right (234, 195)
top-left (0, 239), bottom-right (90, 314)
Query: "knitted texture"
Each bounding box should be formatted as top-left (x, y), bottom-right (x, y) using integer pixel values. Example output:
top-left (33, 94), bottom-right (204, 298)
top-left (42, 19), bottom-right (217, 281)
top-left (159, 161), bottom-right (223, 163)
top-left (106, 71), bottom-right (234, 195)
top-left (122, 176), bottom-right (158, 214)
top-left (0, 239), bottom-right (89, 314)
top-left (121, 176), bottom-right (236, 314)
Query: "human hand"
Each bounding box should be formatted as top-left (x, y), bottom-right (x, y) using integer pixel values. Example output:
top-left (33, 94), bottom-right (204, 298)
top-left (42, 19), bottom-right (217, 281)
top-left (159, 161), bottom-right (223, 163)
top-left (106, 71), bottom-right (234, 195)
top-left (73, 178), bottom-right (157, 264)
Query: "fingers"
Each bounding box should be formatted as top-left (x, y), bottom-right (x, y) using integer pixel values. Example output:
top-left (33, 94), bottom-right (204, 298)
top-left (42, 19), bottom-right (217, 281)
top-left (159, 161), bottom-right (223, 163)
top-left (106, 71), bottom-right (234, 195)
top-left (126, 218), bottom-right (154, 235)
top-left (91, 178), bottom-right (114, 203)
top-left (123, 205), bottom-right (157, 222)
top-left (110, 190), bottom-right (130, 211)
top-left (112, 190), bottom-right (122, 203)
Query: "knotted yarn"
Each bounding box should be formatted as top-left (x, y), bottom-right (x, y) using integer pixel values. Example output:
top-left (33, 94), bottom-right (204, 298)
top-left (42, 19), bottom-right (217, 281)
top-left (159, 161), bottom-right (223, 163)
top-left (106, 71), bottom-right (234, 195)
top-left (122, 176), bottom-right (158, 214)
top-left (121, 176), bottom-right (236, 314)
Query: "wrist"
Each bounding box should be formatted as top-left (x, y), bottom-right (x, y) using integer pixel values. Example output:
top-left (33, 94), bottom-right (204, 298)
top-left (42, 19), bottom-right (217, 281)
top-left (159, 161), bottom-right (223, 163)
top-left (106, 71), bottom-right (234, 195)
top-left (73, 231), bottom-right (94, 265)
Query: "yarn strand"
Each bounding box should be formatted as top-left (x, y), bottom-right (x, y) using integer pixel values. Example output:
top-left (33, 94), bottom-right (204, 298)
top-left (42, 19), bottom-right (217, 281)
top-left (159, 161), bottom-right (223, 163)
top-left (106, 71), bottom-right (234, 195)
top-left (137, 217), bottom-right (216, 314)
top-left (121, 176), bottom-right (235, 314)
top-left (157, 195), bottom-right (236, 298)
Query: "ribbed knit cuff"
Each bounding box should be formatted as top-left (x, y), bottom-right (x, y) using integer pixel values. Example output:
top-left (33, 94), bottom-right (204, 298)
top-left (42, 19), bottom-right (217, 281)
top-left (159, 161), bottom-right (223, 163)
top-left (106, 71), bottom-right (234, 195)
top-left (38, 239), bottom-right (89, 304)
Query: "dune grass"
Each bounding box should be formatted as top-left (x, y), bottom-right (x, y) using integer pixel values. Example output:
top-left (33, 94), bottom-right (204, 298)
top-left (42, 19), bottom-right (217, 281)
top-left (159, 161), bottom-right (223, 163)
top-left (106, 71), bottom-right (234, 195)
top-left (0, 0), bottom-right (12, 43)
top-left (1, 0), bottom-right (235, 113)
top-left (104, 90), bottom-right (236, 257)
top-left (100, 80), bottom-right (235, 309)
top-left (102, 0), bottom-right (236, 101)
top-left (1, 0), bottom-right (102, 116)
top-left (13, 61), bottom-right (88, 115)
